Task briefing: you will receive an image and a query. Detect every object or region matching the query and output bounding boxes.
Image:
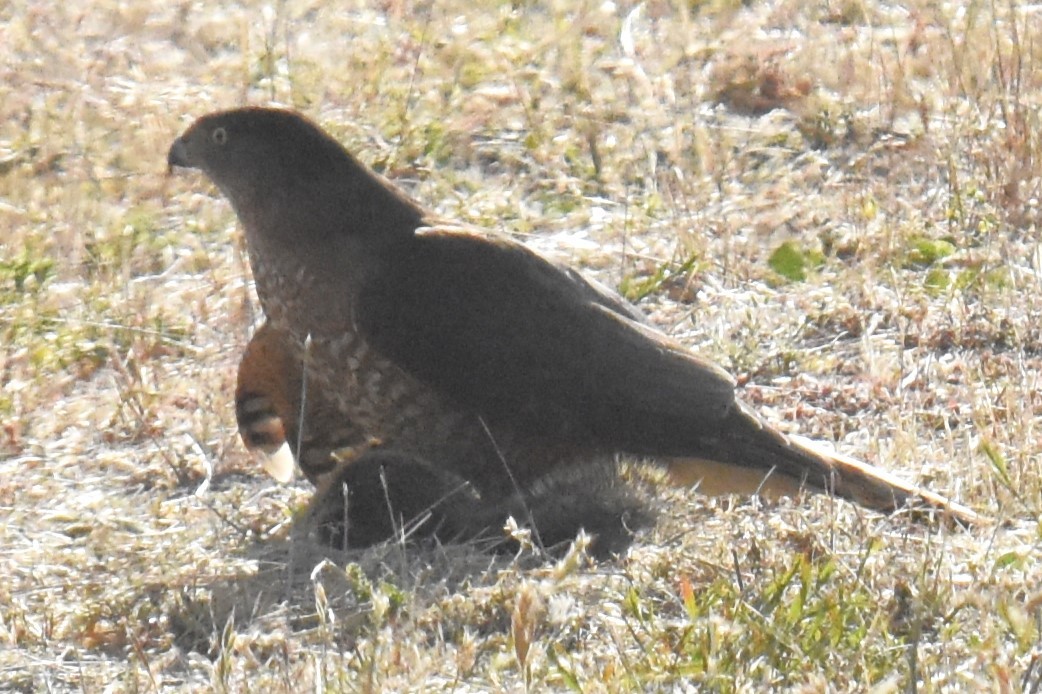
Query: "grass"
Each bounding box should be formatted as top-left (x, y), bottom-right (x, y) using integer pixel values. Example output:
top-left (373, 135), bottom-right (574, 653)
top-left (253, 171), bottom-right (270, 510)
top-left (2, 0), bottom-right (1041, 690)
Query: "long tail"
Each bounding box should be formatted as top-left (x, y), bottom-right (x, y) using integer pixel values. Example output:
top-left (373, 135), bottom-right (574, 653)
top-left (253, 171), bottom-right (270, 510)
top-left (665, 404), bottom-right (980, 525)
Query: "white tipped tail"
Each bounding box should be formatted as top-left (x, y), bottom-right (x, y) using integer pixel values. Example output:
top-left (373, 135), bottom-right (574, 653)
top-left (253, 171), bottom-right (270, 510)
top-left (257, 440), bottom-right (297, 483)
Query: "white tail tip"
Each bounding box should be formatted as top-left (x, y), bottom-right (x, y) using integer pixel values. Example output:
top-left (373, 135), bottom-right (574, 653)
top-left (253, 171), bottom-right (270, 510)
top-left (259, 441), bottom-right (296, 483)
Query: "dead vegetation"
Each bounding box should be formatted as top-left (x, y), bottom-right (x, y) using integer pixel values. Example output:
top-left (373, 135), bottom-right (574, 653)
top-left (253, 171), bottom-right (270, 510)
top-left (1, 0), bottom-right (1041, 690)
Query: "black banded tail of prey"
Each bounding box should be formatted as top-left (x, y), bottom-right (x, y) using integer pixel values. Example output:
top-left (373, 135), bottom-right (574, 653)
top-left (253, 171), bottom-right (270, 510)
top-left (169, 107), bottom-right (981, 556)
top-left (235, 320), bottom-right (366, 486)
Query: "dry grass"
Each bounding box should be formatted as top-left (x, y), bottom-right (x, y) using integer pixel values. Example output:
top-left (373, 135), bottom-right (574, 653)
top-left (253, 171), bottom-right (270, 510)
top-left (2, 0), bottom-right (1041, 690)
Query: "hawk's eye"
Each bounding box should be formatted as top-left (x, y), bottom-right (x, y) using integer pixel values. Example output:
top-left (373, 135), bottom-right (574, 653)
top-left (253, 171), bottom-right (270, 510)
top-left (211, 127), bottom-right (228, 146)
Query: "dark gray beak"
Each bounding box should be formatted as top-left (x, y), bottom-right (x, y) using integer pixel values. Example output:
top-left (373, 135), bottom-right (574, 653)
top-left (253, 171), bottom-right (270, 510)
top-left (167, 137), bottom-right (191, 173)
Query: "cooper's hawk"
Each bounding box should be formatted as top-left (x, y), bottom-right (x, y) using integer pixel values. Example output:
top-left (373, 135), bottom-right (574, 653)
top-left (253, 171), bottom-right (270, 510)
top-left (168, 107), bottom-right (977, 553)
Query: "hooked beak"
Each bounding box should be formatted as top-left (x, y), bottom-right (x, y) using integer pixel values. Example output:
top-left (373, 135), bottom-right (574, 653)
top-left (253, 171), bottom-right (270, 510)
top-left (167, 137), bottom-right (192, 174)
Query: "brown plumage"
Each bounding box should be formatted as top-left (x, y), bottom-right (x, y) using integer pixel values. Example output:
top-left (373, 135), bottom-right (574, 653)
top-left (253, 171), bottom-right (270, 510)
top-left (169, 107), bottom-right (977, 553)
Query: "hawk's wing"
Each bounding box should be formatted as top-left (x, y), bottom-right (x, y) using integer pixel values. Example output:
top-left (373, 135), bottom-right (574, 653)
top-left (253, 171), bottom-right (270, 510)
top-left (355, 225), bottom-right (738, 455)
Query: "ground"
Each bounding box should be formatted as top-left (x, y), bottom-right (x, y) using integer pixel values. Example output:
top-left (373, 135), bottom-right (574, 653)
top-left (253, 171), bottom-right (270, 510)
top-left (1, 0), bottom-right (1041, 691)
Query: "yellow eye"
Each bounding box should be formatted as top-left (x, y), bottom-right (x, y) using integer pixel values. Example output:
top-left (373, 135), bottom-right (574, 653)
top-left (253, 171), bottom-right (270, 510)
top-left (211, 127), bottom-right (228, 145)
